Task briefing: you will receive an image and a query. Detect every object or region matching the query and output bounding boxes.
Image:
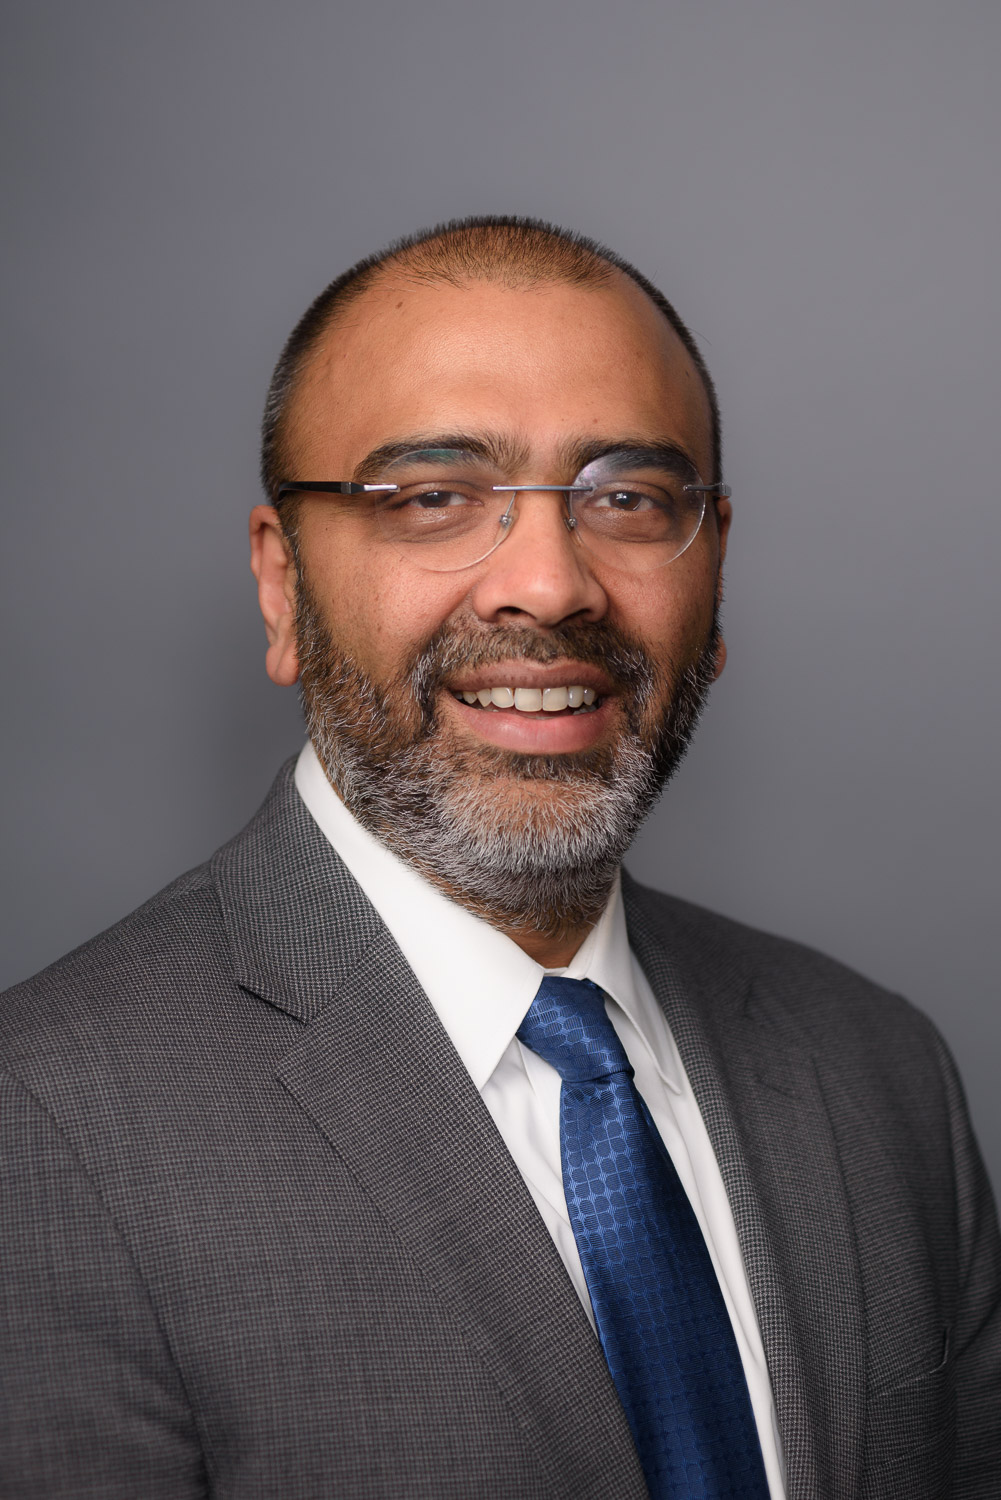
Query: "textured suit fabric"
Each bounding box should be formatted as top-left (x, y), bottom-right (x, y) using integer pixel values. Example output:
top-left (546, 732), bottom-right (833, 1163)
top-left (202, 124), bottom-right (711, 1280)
top-left (2, 760), bottom-right (999, 1499)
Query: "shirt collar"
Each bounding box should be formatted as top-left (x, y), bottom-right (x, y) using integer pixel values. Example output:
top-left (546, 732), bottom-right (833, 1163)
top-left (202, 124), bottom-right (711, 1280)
top-left (566, 875), bottom-right (683, 1094)
top-left (294, 740), bottom-right (680, 1094)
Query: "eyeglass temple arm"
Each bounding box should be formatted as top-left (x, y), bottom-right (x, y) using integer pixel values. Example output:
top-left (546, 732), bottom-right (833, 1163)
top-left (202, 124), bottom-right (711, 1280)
top-left (276, 481), bottom-right (399, 499)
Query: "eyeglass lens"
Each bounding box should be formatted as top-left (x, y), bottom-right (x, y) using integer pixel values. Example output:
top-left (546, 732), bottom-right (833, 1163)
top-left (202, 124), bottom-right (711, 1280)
top-left (368, 456), bottom-right (708, 572)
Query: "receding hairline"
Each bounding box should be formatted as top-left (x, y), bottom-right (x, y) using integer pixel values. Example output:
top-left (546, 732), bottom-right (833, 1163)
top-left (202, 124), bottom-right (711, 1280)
top-left (312, 255), bottom-right (684, 349)
top-left (261, 216), bottom-right (722, 510)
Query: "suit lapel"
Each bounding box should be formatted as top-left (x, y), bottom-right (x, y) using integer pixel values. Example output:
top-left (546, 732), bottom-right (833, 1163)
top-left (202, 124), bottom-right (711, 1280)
top-left (215, 766), bottom-right (866, 1496)
top-left (213, 766), bottom-right (646, 1500)
top-left (623, 875), bottom-right (866, 1500)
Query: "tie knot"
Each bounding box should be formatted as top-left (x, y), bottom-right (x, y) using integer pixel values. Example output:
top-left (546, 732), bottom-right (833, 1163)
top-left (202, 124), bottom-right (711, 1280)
top-left (517, 976), bottom-right (633, 1084)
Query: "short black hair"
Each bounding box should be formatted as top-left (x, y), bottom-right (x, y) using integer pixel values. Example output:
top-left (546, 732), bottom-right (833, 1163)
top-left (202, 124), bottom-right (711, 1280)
top-left (260, 216), bottom-right (721, 515)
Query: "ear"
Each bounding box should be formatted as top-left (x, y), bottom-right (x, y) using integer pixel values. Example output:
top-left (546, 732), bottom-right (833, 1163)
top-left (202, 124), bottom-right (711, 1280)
top-left (249, 505), bottom-right (300, 686)
top-left (711, 496), bottom-right (731, 681)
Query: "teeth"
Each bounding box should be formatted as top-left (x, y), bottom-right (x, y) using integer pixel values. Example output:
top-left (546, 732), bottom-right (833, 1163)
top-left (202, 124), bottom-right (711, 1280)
top-left (454, 684), bottom-right (599, 713)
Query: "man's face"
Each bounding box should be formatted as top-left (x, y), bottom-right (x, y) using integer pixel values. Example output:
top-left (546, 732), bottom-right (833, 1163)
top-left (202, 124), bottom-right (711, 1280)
top-left (252, 270), bottom-right (729, 942)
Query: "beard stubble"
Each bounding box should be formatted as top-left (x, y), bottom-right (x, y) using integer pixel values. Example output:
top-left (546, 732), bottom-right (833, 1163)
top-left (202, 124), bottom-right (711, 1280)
top-left (295, 573), bottom-right (720, 942)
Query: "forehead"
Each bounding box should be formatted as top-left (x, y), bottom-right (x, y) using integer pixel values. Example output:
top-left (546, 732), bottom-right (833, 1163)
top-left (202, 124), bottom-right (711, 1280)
top-left (287, 270), bottom-right (713, 477)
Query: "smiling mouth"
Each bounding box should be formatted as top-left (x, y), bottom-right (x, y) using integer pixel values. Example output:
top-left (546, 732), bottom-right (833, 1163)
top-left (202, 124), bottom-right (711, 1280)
top-left (452, 684), bottom-right (601, 715)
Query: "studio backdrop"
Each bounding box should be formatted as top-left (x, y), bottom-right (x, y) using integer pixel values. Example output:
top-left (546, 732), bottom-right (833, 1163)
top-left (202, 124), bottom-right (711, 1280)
top-left (2, 0), bottom-right (998, 1190)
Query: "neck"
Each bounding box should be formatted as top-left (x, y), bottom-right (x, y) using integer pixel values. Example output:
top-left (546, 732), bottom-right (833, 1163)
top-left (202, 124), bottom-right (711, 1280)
top-left (401, 852), bottom-right (605, 968)
top-left (387, 836), bottom-right (607, 968)
top-left (503, 922), bottom-right (594, 970)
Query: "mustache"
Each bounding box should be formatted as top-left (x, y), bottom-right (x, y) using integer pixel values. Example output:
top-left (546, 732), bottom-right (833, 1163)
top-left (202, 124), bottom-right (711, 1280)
top-left (404, 621), bottom-right (660, 726)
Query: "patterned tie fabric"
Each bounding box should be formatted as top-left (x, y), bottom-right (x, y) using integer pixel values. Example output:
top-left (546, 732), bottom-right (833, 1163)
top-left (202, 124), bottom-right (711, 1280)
top-left (517, 976), bottom-right (770, 1500)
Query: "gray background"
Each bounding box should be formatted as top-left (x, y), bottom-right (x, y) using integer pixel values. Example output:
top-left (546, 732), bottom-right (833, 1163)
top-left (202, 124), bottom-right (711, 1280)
top-left (2, 0), bottom-right (998, 1192)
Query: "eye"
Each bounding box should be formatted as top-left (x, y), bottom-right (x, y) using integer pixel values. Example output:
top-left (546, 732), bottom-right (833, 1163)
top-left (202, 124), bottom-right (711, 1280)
top-left (589, 487), bottom-right (660, 513)
top-left (411, 489), bottom-right (475, 509)
top-left (387, 486), bottom-right (484, 512)
top-left (376, 483), bottom-right (490, 547)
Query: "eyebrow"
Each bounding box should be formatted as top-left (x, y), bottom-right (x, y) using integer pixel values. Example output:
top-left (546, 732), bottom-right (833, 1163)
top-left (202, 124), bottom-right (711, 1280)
top-left (568, 439), bottom-right (701, 479)
top-left (351, 432), bottom-right (702, 483)
top-left (353, 433), bottom-right (530, 482)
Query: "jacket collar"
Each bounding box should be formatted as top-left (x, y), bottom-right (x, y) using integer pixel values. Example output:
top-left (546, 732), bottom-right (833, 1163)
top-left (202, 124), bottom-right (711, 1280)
top-left (211, 759), bottom-right (385, 1022)
top-left (211, 762), bottom-right (648, 1500)
top-left (212, 769), bottom-right (864, 1500)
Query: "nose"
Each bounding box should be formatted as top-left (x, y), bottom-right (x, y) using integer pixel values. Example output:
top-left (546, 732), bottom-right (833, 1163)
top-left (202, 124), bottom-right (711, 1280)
top-left (468, 488), bottom-right (609, 629)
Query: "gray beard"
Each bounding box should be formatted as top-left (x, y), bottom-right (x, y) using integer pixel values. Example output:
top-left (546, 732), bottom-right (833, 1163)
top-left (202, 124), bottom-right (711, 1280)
top-left (295, 579), bottom-right (719, 941)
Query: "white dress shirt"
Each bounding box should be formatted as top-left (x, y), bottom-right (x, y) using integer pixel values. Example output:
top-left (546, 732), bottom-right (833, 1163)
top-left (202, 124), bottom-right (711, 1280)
top-left (295, 741), bottom-right (787, 1497)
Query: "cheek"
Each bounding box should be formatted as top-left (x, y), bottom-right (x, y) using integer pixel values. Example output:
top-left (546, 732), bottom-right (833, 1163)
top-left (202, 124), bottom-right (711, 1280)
top-left (304, 545), bottom-right (469, 679)
top-left (604, 558), bottom-right (718, 663)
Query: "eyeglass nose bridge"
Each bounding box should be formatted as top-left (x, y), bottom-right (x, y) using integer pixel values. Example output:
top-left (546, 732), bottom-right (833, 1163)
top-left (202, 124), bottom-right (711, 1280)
top-left (490, 483), bottom-right (594, 533)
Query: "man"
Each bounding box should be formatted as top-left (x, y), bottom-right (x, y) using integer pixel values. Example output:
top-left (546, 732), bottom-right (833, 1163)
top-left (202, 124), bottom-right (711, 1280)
top-left (2, 218), bottom-right (998, 1499)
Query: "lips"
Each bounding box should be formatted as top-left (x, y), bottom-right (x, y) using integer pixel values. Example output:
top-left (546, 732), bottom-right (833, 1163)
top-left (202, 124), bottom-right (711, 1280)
top-left (440, 659), bottom-right (619, 754)
top-left (447, 660), bottom-right (613, 707)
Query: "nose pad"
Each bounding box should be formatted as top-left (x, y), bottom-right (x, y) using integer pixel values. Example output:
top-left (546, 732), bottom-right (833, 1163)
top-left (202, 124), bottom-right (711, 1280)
top-left (491, 485), bottom-right (590, 544)
top-left (496, 493), bottom-right (518, 534)
top-left (491, 491), bottom-right (583, 563)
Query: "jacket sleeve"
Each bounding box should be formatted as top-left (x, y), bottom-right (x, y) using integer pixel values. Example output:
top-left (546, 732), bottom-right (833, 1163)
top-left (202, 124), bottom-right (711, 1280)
top-left (0, 1072), bottom-right (208, 1498)
top-left (933, 1031), bottom-right (1001, 1496)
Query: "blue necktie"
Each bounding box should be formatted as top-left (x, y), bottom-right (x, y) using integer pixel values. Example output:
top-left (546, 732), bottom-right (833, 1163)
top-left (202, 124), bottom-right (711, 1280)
top-left (517, 976), bottom-right (770, 1500)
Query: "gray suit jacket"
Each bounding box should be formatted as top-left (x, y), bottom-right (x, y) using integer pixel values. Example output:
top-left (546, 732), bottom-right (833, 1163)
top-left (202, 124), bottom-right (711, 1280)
top-left (2, 762), bottom-right (999, 1499)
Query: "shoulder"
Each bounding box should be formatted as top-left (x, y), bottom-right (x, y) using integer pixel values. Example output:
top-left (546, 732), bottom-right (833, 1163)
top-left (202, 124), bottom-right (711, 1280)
top-left (622, 871), bottom-right (944, 1070)
top-left (623, 874), bottom-right (986, 1231)
top-left (0, 859), bottom-right (229, 1079)
top-left (0, 757), bottom-right (372, 1101)
top-left (0, 763), bottom-right (285, 1087)
top-left (1, 760), bottom-right (289, 1057)
top-left (624, 869), bottom-right (899, 999)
